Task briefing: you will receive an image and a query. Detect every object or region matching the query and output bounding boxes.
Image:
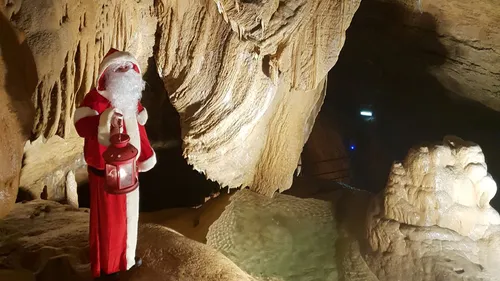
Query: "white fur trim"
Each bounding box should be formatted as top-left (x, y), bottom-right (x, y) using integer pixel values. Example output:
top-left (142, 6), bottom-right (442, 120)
top-left (96, 89), bottom-right (111, 100)
top-left (123, 115), bottom-right (141, 159)
top-left (98, 108), bottom-right (115, 147)
top-left (74, 107), bottom-right (98, 123)
top-left (125, 188), bottom-right (139, 270)
top-left (137, 108), bottom-right (148, 126)
top-left (97, 51), bottom-right (141, 86)
top-left (138, 151), bottom-right (157, 172)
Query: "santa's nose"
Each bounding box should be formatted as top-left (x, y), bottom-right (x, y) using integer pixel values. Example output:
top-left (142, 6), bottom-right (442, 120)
top-left (114, 64), bottom-right (132, 73)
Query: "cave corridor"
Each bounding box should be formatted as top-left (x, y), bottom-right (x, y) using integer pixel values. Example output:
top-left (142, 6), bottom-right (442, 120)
top-left (2, 0), bottom-right (500, 280)
top-left (74, 0), bottom-right (500, 212)
top-left (315, 0), bottom-right (500, 210)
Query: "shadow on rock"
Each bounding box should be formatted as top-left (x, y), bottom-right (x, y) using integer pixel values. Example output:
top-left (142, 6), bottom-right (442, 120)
top-left (0, 12), bottom-right (37, 218)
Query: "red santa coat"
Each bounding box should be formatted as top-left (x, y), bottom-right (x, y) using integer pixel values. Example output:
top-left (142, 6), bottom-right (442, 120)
top-left (73, 49), bottom-right (156, 277)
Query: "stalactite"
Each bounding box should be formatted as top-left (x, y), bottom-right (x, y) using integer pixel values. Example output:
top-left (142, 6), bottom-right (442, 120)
top-left (155, 0), bottom-right (361, 195)
top-left (3, 0), bottom-right (156, 141)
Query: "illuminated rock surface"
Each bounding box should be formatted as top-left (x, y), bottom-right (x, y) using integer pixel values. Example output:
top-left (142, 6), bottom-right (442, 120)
top-left (155, 0), bottom-right (360, 195)
top-left (0, 200), bottom-right (259, 281)
top-left (364, 136), bottom-right (500, 281)
top-left (381, 135), bottom-right (500, 239)
top-left (2, 0), bottom-right (156, 140)
top-left (391, 0), bottom-right (500, 111)
top-left (0, 0), bottom-right (361, 200)
top-left (207, 189), bottom-right (338, 281)
top-left (206, 136), bottom-right (500, 281)
top-left (2, 136), bottom-right (500, 281)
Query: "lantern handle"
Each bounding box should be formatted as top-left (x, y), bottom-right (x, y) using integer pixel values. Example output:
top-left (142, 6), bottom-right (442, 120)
top-left (111, 111), bottom-right (124, 135)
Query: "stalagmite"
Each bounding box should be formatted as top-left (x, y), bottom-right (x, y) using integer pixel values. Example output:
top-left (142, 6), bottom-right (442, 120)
top-left (207, 136), bottom-right (500, 281)
top-left (65, 171), bottom-right (79, 208)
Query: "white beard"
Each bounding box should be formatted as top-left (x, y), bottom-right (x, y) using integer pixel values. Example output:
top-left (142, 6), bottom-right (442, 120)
top-left (105, 67), bottom-right (145, 118)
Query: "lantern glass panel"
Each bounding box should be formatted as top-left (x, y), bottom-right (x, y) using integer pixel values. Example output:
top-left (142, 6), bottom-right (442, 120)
top-left (105, 164), bottom-right (118, 187)
top-left (118, 162), bottom-right (134, 188)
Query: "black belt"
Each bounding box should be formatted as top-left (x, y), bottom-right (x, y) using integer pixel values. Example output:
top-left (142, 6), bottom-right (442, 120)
top-left (88, 166), bottom-right (105, 177)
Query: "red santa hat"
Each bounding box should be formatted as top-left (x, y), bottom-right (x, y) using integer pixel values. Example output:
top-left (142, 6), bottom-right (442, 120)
top-left (96, 48), bottom-right (141, 91)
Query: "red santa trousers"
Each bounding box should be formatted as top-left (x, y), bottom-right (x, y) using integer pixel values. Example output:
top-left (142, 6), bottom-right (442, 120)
top-left (88, 169), bottom-right (139, 278)
top-left (74, 48), bottom-right (156, 278)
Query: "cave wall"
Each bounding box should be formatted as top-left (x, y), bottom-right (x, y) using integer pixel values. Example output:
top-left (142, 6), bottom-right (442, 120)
top-left (323, 0), bottom-right (500, 201)
top-left (155, 0), bottom-right (361, 196)
top-left (0, 12), bottom-right (36, 218)
top-left (3, 0), bottom-right (156, 140)
top-left (301, 110), bottom-right (351, 182)
top-left (1, 0), bottom-right (156, 203)
top-left (370, 0), bottom-right (500, 110)
top-left (0, 0), bottom-right (362, 214)
top-left (2, 0), bottom-right (497, 208)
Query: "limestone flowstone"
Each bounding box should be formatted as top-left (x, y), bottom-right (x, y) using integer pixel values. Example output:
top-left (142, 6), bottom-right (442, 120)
top-left (364, 136), bottom-right (500, 281)
top-left (155, 0), bottom-right (361, 195)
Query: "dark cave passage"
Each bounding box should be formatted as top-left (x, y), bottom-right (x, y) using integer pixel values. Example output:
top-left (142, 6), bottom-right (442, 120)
top-left (318, 0), bottom-right (500, 209)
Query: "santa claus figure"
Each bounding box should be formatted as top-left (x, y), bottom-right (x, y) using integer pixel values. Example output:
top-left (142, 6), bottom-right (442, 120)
top-left (74, 48), bottom-right (156, 279)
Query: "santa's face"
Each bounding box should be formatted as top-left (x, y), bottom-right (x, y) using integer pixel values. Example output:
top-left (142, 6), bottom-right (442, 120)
top-left (104, 62), bottom-right (145, 118)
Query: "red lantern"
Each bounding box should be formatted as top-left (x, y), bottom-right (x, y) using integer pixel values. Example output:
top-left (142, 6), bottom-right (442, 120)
top-left (102, 113), bottom-right (139, 194)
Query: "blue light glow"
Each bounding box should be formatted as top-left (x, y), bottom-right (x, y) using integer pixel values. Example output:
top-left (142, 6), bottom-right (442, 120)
top-left (350, 145), bottom-right (355, 150)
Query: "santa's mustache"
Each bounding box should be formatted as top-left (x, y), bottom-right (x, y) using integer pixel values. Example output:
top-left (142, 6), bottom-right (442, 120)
top-left (104, 67), bottom-right (145, 117)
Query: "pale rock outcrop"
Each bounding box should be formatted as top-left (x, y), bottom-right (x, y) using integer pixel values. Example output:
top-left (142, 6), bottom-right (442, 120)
top-left (0, 12), bottom-right (36, 218)
top-left (156, 0), bottom-right (360, 195)
top-left (65, 170), bottom-right (78, 208)
top-left (414, 0), bottom-right (500, 111)
top-left (381, 135), bottom-right (500, 239)
top-left (207, 189), bottom-right (338, 281)
top-left (204, 137), bottom-right (500, 281)
top-left (19, 135), bottom-right (85, 201)
top-left (364, 136), bottom-right (500, 280)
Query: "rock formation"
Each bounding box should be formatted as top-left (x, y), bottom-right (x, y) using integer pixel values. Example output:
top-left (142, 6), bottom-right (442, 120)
top-left (0, 12), bottom-right (36, 218)
top-left (0, 200), bottom-right (260, 281)
top-left (364, 136), bottom-right (500, 280)
top-left (19, 135), bottom-right (85, 201)
top-left (1, 0), bottom-right (156, 202)
top-left (2, 0), bottom-right (156, 140)
top-left (65, 170), bottom-right (78, 208)
top-left (351, 0), bottom-right (500, 111)
top-left (206, 136), bottom-right (500, 280)
top-left (1, 0), bottom-right (361, 203)
top-left (404, 0), bottom-right (500, 111)
top-left (155, 0), bottom-right (361, 195)
top-left (207, 189), bottom-right (339, 281)
top-left (380, 135), bottom-right (499, 239)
